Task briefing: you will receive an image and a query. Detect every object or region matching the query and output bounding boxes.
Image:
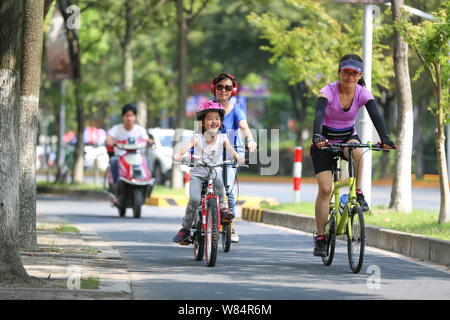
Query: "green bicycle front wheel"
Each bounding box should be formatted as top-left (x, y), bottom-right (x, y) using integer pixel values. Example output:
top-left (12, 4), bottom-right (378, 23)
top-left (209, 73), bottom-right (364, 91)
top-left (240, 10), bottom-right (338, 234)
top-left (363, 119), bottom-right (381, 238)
top-left (347, 206), bottom-right (365, 273)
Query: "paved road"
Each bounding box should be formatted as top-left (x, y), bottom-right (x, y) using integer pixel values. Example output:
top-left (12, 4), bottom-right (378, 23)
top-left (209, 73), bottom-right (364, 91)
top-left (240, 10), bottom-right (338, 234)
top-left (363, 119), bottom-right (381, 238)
top-left (37, 174), bottom-right (440, 210)
top-left (37, 196), bottom-right (450, 300)
top-left (237, 182), bottom-right (440, 211)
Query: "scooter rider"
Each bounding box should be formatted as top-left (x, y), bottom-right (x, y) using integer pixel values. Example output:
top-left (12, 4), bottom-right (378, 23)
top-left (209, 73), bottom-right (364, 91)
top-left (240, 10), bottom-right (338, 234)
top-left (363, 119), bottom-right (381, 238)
top-left (106, 103), bottom-right (154, 184)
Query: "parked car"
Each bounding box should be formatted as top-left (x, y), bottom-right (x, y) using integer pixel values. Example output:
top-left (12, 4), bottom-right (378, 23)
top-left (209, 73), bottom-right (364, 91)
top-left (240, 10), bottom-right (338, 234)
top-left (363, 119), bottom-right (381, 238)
top-left (84, 145), bottom-right (109, 171)
top-left (146, 128), bottom-right (193, 185)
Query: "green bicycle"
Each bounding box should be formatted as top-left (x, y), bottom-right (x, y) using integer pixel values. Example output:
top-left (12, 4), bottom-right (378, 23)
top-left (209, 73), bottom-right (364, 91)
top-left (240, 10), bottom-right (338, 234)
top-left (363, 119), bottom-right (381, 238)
top-left (321, 142), bottom-right (389, 273)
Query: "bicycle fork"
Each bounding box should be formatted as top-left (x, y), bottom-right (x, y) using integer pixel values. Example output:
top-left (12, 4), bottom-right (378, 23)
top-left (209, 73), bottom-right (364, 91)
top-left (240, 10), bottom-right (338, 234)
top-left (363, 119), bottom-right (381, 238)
top-left (202, 180), bottom-right (221, 231)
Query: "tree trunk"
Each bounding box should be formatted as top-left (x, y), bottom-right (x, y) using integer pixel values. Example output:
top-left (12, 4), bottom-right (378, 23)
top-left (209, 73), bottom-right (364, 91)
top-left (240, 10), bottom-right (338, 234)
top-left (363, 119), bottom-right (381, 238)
top-left (71, 84), bottom-right (84, 183)
top-left (171, 0), bottom-right (189, 189)
top-left (59, 0), bottom-right (83, 183)
top-left (175, 0), bottom-right (188, 130)
top-left (377, 87), bottom-right (395, 180)
top-left (435, 67), bottom-right (450, 223)
top-left (55, 80), bottom-right (66, 183)
top-left (18, 0), bottom-right (46, 251)
top-left (287, 83), bottom-right (304, 146)
top-left (389, 0), bottom-right (413, 213)
top-left (122, 0), bottom-right (133, 91)
top-left (136, 100), bottom-right (147, 128)
top-left (44, 0), bottom-right (54, 16)
top-left (0, 0), bottom-right (32, 284)
top-left (413, 104), bottom-right (424, 179)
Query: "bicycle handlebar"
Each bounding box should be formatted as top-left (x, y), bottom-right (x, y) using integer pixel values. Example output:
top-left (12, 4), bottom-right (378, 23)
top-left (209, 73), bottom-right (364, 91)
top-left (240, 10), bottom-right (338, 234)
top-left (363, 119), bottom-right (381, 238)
top-left (173, 158), bottom-right (248, 168)
top-left (323, 142), bottom-right (392, 152)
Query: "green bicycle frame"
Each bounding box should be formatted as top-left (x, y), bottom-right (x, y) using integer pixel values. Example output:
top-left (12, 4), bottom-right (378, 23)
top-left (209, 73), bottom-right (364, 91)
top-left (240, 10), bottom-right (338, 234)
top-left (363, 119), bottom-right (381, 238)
top-left (329, 148), bottom-right (360, 239)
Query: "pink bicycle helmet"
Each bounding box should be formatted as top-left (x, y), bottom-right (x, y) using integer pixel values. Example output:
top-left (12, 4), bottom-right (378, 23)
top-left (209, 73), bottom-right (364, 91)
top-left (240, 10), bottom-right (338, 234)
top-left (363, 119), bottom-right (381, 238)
top-left (196, 100), bottom-right (225, 121)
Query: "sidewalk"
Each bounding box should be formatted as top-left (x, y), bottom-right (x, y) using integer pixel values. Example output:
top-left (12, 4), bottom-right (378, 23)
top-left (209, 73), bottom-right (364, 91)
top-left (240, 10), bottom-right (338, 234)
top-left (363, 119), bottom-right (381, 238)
top-left (0, 215), bottom-right (133, 300)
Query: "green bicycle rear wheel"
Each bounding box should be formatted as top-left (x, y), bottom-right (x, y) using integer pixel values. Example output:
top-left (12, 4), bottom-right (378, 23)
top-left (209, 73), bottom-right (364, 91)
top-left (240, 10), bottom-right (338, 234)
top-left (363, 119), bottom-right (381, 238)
top-left (347, 206), bottom-right (365, 273)
top-left (322, 212), bottom-right (336, 266)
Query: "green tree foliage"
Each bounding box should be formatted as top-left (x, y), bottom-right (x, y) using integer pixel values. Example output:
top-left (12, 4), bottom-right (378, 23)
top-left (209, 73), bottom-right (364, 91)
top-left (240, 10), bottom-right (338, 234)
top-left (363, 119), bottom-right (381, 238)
top-left (396, 1), bottom-right (449, 117)
top-left (247, 0), bottom-right (393, 95)
top-left (395, 0), bottom-right (450, 223)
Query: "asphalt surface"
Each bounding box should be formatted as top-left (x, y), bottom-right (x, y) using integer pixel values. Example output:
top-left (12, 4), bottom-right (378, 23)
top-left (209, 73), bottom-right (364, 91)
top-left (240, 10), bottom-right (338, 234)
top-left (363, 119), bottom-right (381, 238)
top-left (37, 173), bottom-right (440, 210)
top-left (37, 196), bottom-right (450, 300)
top-left (237, 182), bottom-right (440, 211)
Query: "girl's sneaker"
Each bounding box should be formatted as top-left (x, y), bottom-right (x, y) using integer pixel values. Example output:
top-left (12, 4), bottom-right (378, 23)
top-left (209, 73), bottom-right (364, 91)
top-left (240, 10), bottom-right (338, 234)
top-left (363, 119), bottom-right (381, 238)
top-left (221, 208), bottom-right (235, 221)
top-left (173, 228), bottom-right (191, 245)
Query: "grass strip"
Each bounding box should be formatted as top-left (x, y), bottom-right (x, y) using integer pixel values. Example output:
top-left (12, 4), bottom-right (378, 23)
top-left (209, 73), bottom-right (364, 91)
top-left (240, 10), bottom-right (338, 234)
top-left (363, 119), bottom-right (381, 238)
top-left (261, 203), bottom-right (450, 241)
top-left (37, 223), bottom-right (80, 234)
top-left (81, 276), bottom-right (100, 290)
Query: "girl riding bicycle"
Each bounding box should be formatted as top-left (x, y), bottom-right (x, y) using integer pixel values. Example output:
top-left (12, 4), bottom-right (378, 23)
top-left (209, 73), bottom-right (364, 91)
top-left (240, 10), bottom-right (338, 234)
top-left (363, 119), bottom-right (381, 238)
top-left (311, 54), bottom-right (396, 257)
top-left (211, 73), bottom-right (258, 243)
top-left (172, 101), bottom-right (244, 244)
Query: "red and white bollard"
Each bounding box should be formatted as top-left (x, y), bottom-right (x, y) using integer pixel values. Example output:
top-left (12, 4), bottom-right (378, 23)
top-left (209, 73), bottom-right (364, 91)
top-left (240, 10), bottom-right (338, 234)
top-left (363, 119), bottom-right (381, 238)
top-left (184, 171), bottom-right (190, 196)
top-left (293, 146), bottom-right (302, 202)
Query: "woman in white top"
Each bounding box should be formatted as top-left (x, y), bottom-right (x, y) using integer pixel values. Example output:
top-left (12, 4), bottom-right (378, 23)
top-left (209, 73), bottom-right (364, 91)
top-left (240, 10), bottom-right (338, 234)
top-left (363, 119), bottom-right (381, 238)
top-left (172, 101), bottom-right (244, 244)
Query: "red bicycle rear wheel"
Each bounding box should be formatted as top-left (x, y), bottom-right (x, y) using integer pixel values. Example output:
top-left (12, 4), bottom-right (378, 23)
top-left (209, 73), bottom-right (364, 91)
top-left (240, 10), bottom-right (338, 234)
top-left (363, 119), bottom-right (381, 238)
top-left (193, 218), bottom-right (204, 261)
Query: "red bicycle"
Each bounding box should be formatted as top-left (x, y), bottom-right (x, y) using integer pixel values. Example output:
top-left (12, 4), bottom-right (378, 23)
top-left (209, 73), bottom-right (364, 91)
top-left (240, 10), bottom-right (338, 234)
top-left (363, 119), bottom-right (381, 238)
top-left (176, 158), bottom-right (236, 267)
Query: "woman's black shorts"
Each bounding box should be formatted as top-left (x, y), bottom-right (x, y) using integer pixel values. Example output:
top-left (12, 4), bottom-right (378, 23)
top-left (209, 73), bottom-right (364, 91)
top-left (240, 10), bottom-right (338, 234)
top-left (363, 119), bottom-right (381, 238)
top-left (310, 135), bottom-right (361, 175)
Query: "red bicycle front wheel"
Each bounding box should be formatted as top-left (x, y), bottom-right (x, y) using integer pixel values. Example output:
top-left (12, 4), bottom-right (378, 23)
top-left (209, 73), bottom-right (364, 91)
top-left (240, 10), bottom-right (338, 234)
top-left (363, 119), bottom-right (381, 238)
top-left (205, 198), bottom-right (219, 267)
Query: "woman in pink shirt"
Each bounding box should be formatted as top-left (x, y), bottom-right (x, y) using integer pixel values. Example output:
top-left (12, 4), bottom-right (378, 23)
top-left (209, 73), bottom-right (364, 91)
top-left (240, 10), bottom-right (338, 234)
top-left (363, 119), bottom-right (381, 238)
top-left (310, 54), bottom-right (396, 257)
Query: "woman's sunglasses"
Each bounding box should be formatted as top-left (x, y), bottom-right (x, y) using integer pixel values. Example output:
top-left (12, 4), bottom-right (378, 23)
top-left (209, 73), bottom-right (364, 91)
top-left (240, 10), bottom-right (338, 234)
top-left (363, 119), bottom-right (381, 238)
top-left (215, 84), bottom-right (233, 92)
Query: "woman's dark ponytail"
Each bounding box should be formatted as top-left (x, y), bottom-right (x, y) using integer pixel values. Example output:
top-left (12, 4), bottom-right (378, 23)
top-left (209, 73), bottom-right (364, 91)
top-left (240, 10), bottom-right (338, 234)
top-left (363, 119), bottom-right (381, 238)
top-left (358, 77), bottom-right (366, 87)
top-left (339, 54), bottom-right (366, 87)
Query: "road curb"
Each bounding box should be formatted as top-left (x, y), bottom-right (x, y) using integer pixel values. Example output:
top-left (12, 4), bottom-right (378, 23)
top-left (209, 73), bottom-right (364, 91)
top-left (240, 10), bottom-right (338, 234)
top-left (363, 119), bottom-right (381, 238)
top-left (242, 207), bottom-right (450, 266)
top-left (146, 195), bottom-right (278, 208)
top-left (37, 187), bottom-right (279, 209)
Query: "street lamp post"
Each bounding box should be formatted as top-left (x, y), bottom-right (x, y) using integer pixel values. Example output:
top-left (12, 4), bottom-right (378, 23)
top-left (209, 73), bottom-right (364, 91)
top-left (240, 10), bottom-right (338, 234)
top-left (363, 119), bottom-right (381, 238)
top-left (359, 3), bottom-right (378, 207)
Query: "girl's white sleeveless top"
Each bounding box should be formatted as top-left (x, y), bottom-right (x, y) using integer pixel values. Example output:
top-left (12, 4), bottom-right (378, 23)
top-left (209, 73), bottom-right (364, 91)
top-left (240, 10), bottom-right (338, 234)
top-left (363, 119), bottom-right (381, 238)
top-left (190, 133), bottom-right (226, 177)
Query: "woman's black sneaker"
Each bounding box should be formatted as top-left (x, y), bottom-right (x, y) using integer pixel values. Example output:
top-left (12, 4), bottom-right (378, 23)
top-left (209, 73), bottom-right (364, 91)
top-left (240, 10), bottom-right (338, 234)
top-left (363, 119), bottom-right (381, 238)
top-left (356, 191), bottom-right (369, 211)
top-left (313, 235), bottom-right (327, 257)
